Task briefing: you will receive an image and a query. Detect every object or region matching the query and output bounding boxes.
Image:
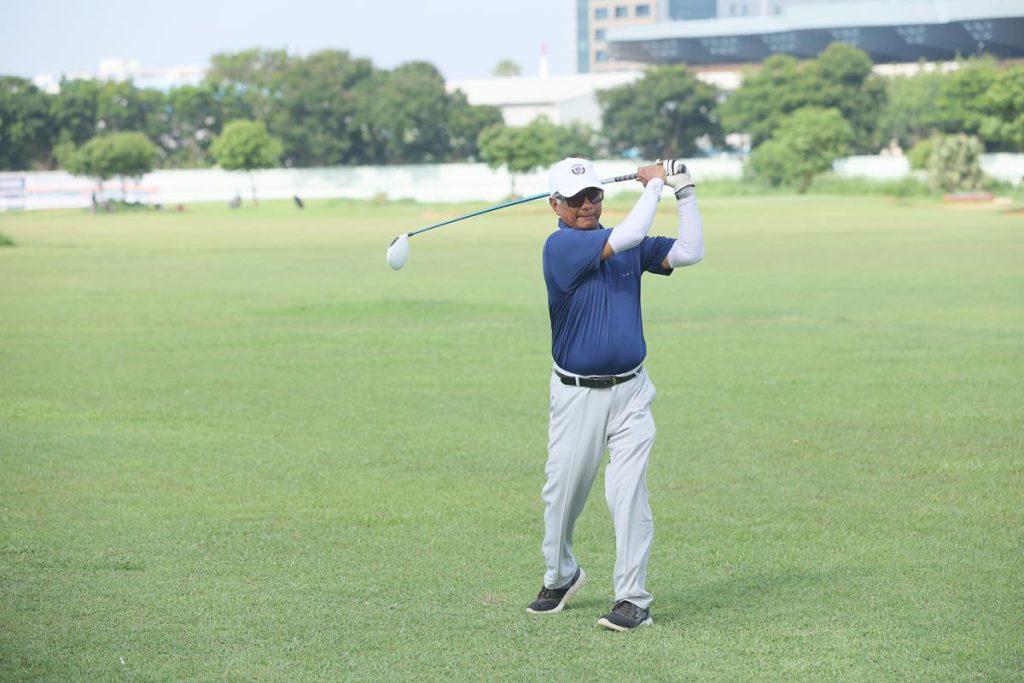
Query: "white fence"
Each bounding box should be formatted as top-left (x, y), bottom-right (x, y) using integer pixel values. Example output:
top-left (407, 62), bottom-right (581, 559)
top-left (2, 154), bottom-right (1022, 211)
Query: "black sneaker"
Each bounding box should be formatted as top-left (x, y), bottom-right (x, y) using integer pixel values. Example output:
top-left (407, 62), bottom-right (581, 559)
top-left (526, 567), bottom-right (586, 614)
top-left (597, 600), bottom-right (653, 631)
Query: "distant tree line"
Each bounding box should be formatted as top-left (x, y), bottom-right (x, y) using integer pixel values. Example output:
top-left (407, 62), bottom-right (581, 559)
top-left (1, 43), bottom-right (1022, 193)
top-left (0, 48), bottom-right (504, 172)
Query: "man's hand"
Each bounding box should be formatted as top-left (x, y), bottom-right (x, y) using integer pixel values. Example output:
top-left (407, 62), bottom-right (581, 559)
top-left (661, 159), bottom-right (695, 198)
top-left (636, 163), bottom-right (667, 187)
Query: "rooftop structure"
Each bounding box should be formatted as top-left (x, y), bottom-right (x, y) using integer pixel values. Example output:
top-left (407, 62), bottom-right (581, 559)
top-left (606, 0), bottom-right (1024, 65)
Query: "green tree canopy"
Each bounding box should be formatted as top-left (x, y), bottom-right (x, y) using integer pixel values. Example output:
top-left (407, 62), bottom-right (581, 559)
top-left (599, 64), bottom-right (719, 159)
top-left (718, 54), bottom-right (812, 149)
top-left (362, 61), bottom-right (452, 164)
top-left (478, 120), bottom-right (558, 195)
top-left (979, 65), bottom-right (1024, 152)
top-left (65, 131), bottom-right (159, 197)
top-left (165, 83), bottom-right (223, 167)
top-left (0, 76), bottom-right (55, 170)
top-left (50, 79), bottom-right (101, 147)
top-left (745, 106), bottom-right (852, 192)
top-left (278, 50), bottom-right (376, 166)
top-left (492, 60), bottom-right (522, 77)
top-left (876, 69), bottom-right (944, 151)
top-left (210, 119), bottom-right (283, 205)
top-left (720, 44), bottom-right (885, 152)
top-left (446, 91), bottom-right (503, 161)
top-left (925, 58), bottom-right (999, 141)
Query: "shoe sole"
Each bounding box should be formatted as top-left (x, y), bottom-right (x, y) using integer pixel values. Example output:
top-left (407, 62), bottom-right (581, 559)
top-left (597, 616), bottom-right (653, 632)
top-left (526, 567), bottom-right (587, 614)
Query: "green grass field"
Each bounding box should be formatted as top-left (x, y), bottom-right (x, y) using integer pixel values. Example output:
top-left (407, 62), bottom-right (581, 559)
top-left (1, 195), bottom-right (1022, 681)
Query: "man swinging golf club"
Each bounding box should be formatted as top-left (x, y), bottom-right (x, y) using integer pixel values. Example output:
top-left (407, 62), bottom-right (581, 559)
top-left (527, 157), bottom-right (704, 631)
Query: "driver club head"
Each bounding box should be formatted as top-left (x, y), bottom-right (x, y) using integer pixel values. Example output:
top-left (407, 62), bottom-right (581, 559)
top-left (386, 233), bottom-right (410, 270)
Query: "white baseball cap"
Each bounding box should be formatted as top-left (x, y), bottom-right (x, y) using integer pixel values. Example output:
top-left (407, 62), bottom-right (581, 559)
top-left (548, 157), bottom-right (603, 198)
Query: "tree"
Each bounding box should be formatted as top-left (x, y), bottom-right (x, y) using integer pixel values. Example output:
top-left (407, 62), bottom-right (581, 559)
top-left (106, 132), bottom-right (159, 198)
top-left (210, 119), bottom-right (283, 205)
top-left (0, 76), bottom-right (55, 170)
top-left (719, 54), bottom-right (812, 149)
top-left (165, 83), bottom-right (223, 167)
top-left (745, 107), bottom-right (852, 192)
top-left (446, 90), bottom-right (503, 161)
top-left (925, 58), bottom-right (999, 141)
top-left (50, 79), bottom-right (102, 147)
top-left (809, 43), bottom-right (887, 151)
top-left (492, 60), bottom-right (522, 77)
top-left (599, 64), bottom-right (719, 159)
top-left (877, 69), bottom-right (944, 151)
top-left (205, 48), bottom-right (292, 125)
top-left (478, 120), bottom-right (557, 195)
top-left (65, 132), bottom-right (159, 199)
top-left (278, 49), bottom-right (377, 166)
top-left (721, 44), bottom-right (885, 152)
top-left (552, 121), bottom-right (601, 159)
top-left (980, 65), bottom-right (1024, 152)
top-left (362, 61), bottom-right (453, 164)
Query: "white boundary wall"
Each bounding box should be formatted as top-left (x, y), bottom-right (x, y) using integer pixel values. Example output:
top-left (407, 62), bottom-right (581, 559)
top-left (2, 154), bottom-right (1022, 211)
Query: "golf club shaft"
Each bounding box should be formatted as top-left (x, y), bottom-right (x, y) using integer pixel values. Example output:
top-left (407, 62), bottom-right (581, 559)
top-left (407, 173), bottom-right (639, 238)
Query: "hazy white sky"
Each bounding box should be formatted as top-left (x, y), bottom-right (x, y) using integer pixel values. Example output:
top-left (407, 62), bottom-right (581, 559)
top-left (0, 0), bottom-right (576, 80)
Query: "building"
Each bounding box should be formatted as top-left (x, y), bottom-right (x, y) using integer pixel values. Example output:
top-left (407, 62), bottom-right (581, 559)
top-left (448, 71), bottom-right (646, 128)
top-left (577, 0), bottom-right (661, 73)
top-left (578, 0), bottom-right (1024, 71)
top-left (32, 59), bottom-right (206, 94)
top-left (606, 0), bottom-right (1024, 66)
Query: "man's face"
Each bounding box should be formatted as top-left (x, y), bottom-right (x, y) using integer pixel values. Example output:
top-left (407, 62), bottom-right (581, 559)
top-left (549, 187), bottom-right (604, 230)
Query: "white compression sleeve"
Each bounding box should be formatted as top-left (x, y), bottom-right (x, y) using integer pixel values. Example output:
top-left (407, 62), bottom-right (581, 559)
top-left (606, 178), bottom-right (664, 254)
top-left (665, 190), bottom-right (704, 268)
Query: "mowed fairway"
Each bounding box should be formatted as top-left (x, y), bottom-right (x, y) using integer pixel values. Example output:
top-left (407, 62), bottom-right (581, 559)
top-left (1, 195), bottom-right (1022, 681)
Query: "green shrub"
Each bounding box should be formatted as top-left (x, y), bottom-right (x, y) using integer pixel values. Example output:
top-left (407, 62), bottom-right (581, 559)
top-left (907, 137), bottom-right (934, 170)
top-left (745, 138), bottom-right (802, 188)
top-left (0, 232), bottom-right (14, 247)
top-left (927, 134), bottom-right (985, 192)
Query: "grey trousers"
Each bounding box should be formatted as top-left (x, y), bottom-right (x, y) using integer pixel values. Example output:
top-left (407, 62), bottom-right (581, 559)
top-left (541, 367), bottom-right (657, 609)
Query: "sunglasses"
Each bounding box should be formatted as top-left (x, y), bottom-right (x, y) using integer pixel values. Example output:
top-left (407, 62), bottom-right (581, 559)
top-left (561, 188), bottom-right (604, 208)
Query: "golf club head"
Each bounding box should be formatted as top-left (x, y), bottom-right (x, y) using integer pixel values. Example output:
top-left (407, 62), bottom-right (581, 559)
top-left (386, 233), bottom-right (410, 270)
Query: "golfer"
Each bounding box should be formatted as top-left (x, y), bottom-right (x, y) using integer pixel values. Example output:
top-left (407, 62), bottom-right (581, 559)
top-left (526, 157), bottom-right (704, 631)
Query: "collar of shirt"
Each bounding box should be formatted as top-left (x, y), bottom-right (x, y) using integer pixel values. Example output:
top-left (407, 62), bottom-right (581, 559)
top-left (558, 219), bottom-right (606, 231)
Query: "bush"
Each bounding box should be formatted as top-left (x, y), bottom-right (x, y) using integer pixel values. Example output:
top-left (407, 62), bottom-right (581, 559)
top-left (907, 137), bottom-right (934, 170)
top-left (0, 232), bottom-right (14, 247)
top-left (745, 138), bottom-right (802, 187)
top-left (927, 134), bottom-right (985, 192)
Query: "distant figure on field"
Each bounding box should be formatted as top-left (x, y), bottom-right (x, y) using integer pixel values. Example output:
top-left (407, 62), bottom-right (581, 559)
top-left (229, 192), bottom-right (242, 209)
top-left (293, 195), bottom-right (305, 209)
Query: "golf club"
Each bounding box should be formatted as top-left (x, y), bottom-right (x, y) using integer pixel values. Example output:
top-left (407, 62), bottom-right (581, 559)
top-left (386, 172), bottom-right (642, 271)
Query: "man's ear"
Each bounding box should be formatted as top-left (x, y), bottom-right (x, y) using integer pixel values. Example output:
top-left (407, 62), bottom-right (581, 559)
top-left (549, 197), bottom-right (559, 213)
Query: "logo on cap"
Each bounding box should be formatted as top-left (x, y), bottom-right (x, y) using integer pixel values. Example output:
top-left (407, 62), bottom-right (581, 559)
top-left (571, 164), bottom-right (586, 175)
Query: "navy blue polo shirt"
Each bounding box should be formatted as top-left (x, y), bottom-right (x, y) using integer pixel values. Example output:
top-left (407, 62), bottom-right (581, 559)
top-left (543, 220), bottom-right (675, 376)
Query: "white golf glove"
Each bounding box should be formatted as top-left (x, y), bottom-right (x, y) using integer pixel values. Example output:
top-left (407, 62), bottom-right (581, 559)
top-left (659, 159), bottom-right (695, 199)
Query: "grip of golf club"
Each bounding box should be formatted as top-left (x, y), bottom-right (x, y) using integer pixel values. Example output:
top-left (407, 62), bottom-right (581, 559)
top-left (602, 173), bottom-right (639, 184)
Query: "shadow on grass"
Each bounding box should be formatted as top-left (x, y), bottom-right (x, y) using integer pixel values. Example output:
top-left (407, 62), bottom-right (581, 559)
top-left (655, 567), bottom-right (858, 626)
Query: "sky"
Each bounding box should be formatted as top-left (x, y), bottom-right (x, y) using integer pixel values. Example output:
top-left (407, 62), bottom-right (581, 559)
top-left (0, 0), bottom-right (576, 81)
